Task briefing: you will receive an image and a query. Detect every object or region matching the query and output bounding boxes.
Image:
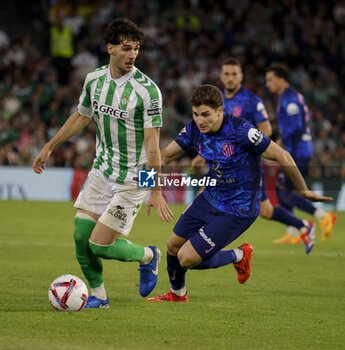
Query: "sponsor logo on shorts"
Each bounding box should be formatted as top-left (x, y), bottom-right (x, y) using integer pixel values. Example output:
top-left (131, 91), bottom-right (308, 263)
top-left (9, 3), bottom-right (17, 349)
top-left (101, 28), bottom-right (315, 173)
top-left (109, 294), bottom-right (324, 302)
top-left (107, 207), bottom-right (128, 223)
top-left (199, 227), bottom-right (216, 254)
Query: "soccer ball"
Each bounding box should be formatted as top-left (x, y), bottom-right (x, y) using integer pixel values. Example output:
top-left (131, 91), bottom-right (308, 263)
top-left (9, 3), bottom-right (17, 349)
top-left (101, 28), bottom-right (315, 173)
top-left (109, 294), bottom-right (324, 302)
top-left (48, 274), bottom-right (88, 312)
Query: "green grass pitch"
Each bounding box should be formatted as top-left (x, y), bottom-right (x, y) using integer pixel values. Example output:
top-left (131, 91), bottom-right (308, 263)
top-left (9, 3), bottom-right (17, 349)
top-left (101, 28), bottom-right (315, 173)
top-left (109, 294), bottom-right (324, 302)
top-left (0, 201), bottom-right (344, 350)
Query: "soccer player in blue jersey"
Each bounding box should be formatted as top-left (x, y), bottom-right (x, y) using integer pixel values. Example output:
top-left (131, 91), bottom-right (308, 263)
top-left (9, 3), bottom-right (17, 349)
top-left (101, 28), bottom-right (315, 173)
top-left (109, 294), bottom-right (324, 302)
top-left (148, 84), bottom-right (332, 302)
top-left (265, 63), bottom-right (336, 242)
top-left (193, 58), bottom-right (313, 245)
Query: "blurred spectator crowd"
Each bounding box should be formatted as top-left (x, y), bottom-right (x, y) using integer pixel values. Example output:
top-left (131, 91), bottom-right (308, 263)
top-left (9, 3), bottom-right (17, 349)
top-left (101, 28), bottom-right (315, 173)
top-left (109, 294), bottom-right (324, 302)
top-left (0, 0), bottom-right (344, 178)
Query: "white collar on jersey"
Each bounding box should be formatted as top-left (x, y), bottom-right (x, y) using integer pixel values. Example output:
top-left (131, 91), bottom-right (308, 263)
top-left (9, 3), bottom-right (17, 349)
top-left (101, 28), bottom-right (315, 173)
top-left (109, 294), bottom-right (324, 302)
top-left (106, 66), bottom-right (137, 86)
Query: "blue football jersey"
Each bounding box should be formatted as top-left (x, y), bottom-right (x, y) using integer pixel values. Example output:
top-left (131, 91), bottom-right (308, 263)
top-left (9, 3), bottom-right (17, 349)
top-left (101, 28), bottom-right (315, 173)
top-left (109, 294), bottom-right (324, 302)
top-left (277, 87), bottom-right (313, 159)
top-left (175, 115), bottom-right (271, 217)
top-left (223, 87), bottom-right (269, 127)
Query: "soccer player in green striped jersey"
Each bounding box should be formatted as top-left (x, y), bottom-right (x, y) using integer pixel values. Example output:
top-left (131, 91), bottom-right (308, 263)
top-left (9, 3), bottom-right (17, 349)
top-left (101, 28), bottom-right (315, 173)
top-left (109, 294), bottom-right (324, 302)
top-left (32, 19), bottom-right (173, 308)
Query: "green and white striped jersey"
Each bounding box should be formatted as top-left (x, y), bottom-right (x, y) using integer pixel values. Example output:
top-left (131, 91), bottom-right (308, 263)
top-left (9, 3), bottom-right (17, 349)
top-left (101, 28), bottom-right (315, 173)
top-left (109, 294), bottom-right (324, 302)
top-left (78, 65), bottom-right (163, 184)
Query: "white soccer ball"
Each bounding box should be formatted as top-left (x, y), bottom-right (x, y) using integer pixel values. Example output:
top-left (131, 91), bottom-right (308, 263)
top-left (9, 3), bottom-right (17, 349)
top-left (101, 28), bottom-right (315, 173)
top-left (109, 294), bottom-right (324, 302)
top-left (48, 274), bottom-right (88, 312)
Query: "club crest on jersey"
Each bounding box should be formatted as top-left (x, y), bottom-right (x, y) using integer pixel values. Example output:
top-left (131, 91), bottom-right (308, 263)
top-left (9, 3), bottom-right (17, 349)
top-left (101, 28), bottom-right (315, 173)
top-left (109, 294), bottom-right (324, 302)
top-left (120, 96), bottom-right (129, 105)
top-left (92, 100), bottom-right (128, 119)
top-left (222, 142), bottom-right (234, 157)
top-left (232, 106), bottom-right (242, 117)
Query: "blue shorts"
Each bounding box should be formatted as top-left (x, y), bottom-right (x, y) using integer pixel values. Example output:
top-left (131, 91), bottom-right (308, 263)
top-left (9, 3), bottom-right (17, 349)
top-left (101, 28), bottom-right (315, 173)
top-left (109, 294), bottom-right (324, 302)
top-left (173, 194), bottom-right (257, 259)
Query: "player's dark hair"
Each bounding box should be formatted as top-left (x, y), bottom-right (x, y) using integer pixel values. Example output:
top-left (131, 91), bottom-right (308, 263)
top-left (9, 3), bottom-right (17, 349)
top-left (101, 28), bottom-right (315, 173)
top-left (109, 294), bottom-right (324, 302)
top-left (266, 63), bottom-right (290, 82)
top-left (104, 18), bottom-right (144, 45)
top-left (190, 84), bottom-right (223, 110)
top-left (222, 57), bottom-right (242, 69)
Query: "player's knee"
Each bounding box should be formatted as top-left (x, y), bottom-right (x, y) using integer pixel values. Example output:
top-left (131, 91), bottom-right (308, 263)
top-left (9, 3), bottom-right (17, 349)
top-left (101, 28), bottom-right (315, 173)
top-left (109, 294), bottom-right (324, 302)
top-left (259, 205), bottom-right (272, 219)
top-left (167, 236), bottom-right (181, 256)
top-left (74, 214), bottom-right (97, 247)
top-left (177, 251), bottom-right (197, 269)
top-left (259, 200), bottom-right (273, 219)
top-left (89, 240), bottom-right (110, 259)
top-left (89, 240), bottom-right (99, 256)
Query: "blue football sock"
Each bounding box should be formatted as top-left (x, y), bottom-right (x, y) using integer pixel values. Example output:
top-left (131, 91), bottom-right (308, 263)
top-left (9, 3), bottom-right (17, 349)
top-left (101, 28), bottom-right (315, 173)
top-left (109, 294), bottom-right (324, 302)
top-left (167, 253), bottom-right (187, 290)
top-left (272, 207), bottom-right (305, 229)
top-left (276, 190), bottom-right (294, 212)
top-left (290, 192), bottom-right (316, 215)
top-left (193, 250), bottom-right (237, 270)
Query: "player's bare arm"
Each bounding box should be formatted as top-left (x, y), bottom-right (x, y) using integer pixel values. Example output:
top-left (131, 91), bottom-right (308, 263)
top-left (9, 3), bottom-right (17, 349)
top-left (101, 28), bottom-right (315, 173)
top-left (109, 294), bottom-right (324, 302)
top-left (32, 112), bottom-right (91, 174)
top-left (257, 120), bottom-right (272, 137)
top-left (262, 141), bottom-right (333, 202)
top-left (144, 127), bottom-right (173, 222)
top-left (161, 140), bottom-right (185, 166)
top-left (190, 154), bottom-right (205, 167)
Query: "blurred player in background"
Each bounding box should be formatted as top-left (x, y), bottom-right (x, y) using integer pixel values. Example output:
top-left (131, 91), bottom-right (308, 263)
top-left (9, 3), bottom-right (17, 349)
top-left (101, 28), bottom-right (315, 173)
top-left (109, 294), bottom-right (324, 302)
top-left (193, 58), bottom-right (313, 246)
top-left (148, 84), bottom-right (332, 302)
top-left (266, 63), bottom-right (336, 242)
top-left (32, 18), bottom-right (172, 308)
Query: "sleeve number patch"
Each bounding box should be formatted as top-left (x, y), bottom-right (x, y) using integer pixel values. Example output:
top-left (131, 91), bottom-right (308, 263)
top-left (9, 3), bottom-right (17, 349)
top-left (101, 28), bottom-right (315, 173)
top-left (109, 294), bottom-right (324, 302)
top-left (248, 128), bottom-right (263, 146)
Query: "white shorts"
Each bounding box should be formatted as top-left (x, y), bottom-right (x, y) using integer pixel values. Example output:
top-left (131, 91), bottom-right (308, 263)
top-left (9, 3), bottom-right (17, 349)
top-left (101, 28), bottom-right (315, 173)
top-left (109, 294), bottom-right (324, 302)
top-left (74, 169), bottom-right (148, 236)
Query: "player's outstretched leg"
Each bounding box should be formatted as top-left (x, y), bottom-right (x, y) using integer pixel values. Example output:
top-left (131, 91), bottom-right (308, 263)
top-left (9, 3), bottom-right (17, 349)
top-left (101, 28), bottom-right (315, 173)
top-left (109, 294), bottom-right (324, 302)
top-left (139, 246), bottom-right (161, 297)
top-left (89, 238), bottom-right (161, 297)
top-left (259, 200), bottom-right (303, 245)
top-left (270, 207), bottom-right (303, 244)
top-left (233, 242), bottom-right (254, 284)
top-left (289, 193), bottom-right (337, 241)
top-left (192, 242), bottom-right (255, 284)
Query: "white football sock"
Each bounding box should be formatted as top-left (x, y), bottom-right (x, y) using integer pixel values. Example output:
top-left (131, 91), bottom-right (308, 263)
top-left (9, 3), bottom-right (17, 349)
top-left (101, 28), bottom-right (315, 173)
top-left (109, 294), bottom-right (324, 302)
top-left (139, 247), bottom-right (154, 264)
top-left (299, 220), bottom-right (311, 233)
top-left (91, 283), bottom-right (107, 300)
top-left (287, 226), bottom-right (300, 237)
top-left (172, 286), bottom-right (187, 297)
top-left (233, 248), bottom-right (244, 262)
top-left (314, 209), bottom-right (326, 221)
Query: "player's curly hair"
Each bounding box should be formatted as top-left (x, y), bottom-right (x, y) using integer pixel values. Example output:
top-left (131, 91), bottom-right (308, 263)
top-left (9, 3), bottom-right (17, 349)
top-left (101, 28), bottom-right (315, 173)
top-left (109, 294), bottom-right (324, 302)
top-left (104, 18), bottom-right (144, 45)
top-left (190, 84), bottom-right (223, 110)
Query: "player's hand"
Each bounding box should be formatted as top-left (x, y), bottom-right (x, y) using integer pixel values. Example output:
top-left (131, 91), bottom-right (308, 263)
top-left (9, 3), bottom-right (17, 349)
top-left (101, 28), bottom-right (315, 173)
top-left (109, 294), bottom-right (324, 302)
top-left (299, 190), bottom-right (333, 202)
top-left (32, 146), bottom-right (52, 174)
top-left (191, 155), bottom-right (206, 168)
top-left (146, 190), bottom-right (173, 222)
